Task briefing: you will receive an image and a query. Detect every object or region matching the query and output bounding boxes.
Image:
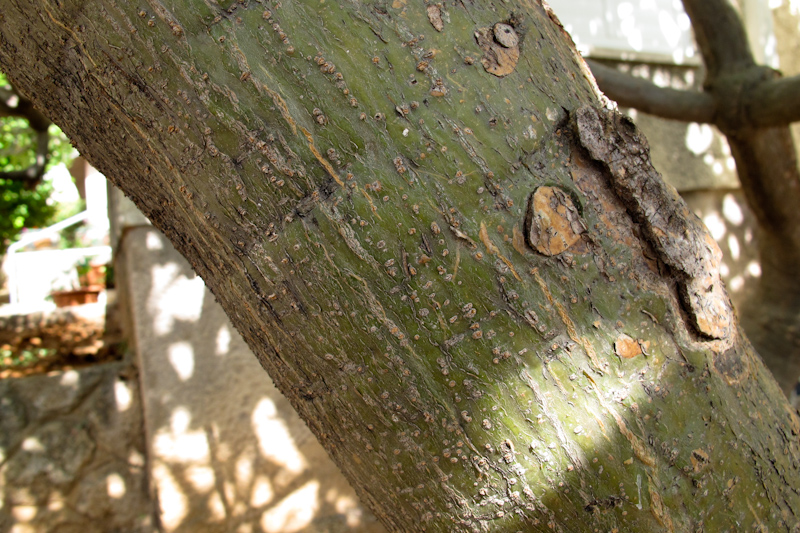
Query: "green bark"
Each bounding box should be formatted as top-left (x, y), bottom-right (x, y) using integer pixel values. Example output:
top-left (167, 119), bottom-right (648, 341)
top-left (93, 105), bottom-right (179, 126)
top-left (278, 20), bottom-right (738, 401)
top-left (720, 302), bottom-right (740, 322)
top-left (1, 1), bottom-right (799, 531)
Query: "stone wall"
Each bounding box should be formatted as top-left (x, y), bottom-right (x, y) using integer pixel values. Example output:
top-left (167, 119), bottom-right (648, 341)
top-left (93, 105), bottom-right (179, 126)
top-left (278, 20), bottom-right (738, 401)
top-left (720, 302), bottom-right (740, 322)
top-left (0, 219), bottom-right (388, 533)
top-left (0, 361), bottom-right (153, 533)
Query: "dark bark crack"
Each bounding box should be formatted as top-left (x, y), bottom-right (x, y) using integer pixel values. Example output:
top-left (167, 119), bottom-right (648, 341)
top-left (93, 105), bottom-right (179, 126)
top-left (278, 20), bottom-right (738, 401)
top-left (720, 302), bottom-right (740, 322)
top-left (571, 105), bottom-right (733, 342)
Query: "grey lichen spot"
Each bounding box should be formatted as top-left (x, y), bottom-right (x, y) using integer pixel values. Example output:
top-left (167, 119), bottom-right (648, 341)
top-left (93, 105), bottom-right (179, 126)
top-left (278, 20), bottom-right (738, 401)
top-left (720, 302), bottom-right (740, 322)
top-left (426, 4), bottom-right (444, 32)
top-left (493, 23), bottom-right (519, 48)
top-left (525, 186), bottom-right (586, 256)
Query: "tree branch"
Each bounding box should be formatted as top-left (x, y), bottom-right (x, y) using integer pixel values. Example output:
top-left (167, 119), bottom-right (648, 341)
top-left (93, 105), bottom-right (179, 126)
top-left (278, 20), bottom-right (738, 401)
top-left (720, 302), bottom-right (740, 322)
top-left (747, 74), bottom-right (800, 127)
top-left (681, 0), bottom-right (755, 80)
top-left (1, 93), bottom-right (51, 130)
top-left (586, 60), bottom-right (715, 123)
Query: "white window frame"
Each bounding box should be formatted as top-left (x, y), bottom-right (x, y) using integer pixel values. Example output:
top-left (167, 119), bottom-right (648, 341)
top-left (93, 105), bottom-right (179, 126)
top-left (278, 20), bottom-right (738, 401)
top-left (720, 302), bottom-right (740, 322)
top-left (546, 0), bottom-right (777, 67)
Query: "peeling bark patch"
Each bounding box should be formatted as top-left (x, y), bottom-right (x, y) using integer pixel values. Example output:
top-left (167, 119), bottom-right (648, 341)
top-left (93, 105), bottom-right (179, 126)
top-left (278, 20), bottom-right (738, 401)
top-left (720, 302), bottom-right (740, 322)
top-left (532, 269), bottom-right (605, 372)
top-left (609, 407), bottom-right (656, 468)
top-left (479, 222), bottom-right (520, 280)
top-left (426, 5), bottom-right (444, 32)
top-left (614, 334), bottom-right (642, 359)
top-left (300, 127), bottom-right (344, 187)
top-left (681, 235), bottom-right (732, 341)
top-left (349, 272), bottom-right (412, 350)
top-left (256, 79), bottom-right (297, 136)
top-left (521, 370), bottom-right (586, 470)
top-left (474, 25), bottom-right (520, 77)
top-left (572, 105), bottom-right (733, 340)
top-left (690, 448), bottom-right (709, 473)
top-left (319, 203), bottom-right (380, 269)
top-left (525, 186), bottom-right (585, 256)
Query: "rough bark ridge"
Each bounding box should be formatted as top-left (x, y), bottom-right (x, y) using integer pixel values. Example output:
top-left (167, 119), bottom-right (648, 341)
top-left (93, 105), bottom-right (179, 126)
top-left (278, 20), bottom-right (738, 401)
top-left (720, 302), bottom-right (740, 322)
top-left (586, 0), bottom-right (800, 394)
top-left (572, 106), bottom-right (733, 342)
top-left (1, 1), bottom-right (799, 531)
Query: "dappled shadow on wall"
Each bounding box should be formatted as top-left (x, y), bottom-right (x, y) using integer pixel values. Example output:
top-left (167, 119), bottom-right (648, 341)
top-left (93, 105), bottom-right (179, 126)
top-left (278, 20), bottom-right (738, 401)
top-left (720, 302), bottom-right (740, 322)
top-left (124, 227), bottom-right (385, 533)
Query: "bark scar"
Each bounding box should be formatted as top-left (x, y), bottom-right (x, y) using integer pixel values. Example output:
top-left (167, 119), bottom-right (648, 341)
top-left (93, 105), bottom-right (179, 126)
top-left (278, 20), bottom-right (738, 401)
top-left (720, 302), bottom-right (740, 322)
top-left (525, 186), bottom-right (586, 256)
top-left (571, 105), bottom-right (733, 340)
top-left (475, 23), bottom-right (520, 77)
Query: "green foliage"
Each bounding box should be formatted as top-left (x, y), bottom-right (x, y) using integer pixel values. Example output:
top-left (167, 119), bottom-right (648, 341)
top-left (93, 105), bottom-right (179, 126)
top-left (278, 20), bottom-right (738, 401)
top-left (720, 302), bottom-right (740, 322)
top-left (0, 178), bottom-right (57, 253)
top-left (0, 71), bottom-right (78, 252)
top-left (0, 118), bottom-right (76, 174)
top-left (46, 122), bottom-right (79, 170)
top-left (0, 345), bottom-right (57, 371)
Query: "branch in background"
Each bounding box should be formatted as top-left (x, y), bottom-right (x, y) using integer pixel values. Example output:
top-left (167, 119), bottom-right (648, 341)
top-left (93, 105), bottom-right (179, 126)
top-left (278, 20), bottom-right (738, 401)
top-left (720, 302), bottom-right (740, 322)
top-left (0, 82), bottom-right (51, 187)
top-left (681, 0), bottom-right (755, 80)
top-left (748, 74), bottom-right (800, 127)
top-left (586, 59), bottom-right (715, 124)
top-left (0, 85), bottom-right (51, 130)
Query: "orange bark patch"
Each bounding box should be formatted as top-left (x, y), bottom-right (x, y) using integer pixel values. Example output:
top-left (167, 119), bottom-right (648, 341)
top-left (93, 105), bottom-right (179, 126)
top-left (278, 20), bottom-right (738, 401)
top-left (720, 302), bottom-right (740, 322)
top-left (614, 334), bottom-right (642, 359)
top-left (526, 186), bottom-right (585, 256)
top-left (691, 448), bottom-right (709, 473)
top-left (474, 25), bottom-right (520, 77)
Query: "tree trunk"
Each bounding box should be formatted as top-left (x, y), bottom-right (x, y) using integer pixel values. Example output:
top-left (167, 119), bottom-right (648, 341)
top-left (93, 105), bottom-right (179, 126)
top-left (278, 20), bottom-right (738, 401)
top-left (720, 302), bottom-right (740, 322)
top-left (2, 1), bottom-right (799, 531)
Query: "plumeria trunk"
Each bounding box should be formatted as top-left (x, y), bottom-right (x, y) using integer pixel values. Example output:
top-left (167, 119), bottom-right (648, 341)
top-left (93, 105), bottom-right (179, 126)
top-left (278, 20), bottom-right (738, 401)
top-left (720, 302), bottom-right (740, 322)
top-left (1, 1), bottom-right (799, 531)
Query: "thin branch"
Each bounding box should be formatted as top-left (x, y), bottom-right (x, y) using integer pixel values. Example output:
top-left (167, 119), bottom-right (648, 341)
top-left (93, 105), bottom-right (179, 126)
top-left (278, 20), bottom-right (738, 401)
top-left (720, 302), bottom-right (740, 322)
top-left (1, 82), bottom-right (51, 130)
top-left (747, 74), bottom-right (800, 127)
top-left (681, 0), bottom-right (755, 80)
top-left (0, 86), bottom-right (14, 101)
top-left (586, 60), bottom-right (715, 124)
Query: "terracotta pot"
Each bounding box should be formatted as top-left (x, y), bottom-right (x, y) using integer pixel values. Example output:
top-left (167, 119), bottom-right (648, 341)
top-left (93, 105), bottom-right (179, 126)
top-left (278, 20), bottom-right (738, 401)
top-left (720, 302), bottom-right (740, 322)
top-left (50, 288), bottom-right (101, 308)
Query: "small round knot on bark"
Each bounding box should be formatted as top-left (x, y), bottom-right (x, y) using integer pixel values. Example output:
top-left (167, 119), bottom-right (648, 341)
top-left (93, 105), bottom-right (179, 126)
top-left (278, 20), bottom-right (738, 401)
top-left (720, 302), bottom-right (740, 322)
top-left (525, 186), bottom-right (586, 256)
